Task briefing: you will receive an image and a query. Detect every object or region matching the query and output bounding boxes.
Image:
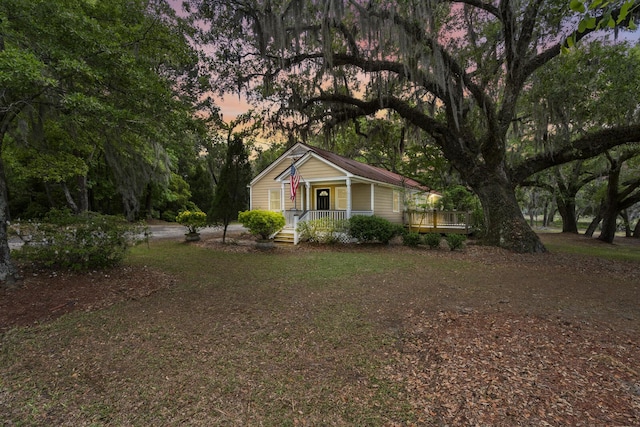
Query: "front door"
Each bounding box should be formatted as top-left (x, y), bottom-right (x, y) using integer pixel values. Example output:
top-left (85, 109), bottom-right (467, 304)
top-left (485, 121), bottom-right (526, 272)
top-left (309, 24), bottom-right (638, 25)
top-left (316, 188), bottom-right (330, 210)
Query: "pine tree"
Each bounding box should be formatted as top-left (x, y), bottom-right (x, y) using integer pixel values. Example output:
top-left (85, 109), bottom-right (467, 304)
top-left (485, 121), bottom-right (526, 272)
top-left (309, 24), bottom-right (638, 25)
top-left (210, 136), bottom-right (252, 243)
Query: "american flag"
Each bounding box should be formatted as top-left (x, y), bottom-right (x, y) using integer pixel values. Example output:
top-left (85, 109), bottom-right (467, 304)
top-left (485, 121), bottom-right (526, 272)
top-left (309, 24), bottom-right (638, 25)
top-left (290, 164), bottom-right (301, 200)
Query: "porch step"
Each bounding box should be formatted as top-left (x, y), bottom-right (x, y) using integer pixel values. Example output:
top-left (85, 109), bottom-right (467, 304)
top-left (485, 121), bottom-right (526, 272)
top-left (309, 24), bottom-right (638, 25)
top-left (274, 228), bottom-right (295, 244)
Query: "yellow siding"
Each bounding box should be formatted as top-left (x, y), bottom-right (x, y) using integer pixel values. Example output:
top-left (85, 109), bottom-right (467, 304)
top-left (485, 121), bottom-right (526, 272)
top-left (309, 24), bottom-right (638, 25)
top-left (251, 160), bottom-right (289, 211)
top-left (351, 183), bottom-right (372, 211)
top-left (374, 185), bottom-right (404, 224)
top-left (297, 157), bottom-right (342, 179)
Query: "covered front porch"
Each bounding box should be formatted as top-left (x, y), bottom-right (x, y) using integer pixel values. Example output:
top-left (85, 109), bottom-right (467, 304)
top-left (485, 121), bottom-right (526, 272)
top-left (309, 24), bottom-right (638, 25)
top-left (278, 177), bottom-right (379, 225)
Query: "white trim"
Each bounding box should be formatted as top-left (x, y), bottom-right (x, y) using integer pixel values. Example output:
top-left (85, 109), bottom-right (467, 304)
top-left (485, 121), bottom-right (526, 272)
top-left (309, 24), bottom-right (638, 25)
top-left (393, 190), bottom-right (400, 213)
top-left (274, 151), bottom-right (353, 182)
top-left (370, 184), bottom-right (375, 212)
top-left (346, 178), bottom-right (352, 218)
top-left (280, 183), bottom-right (285, 211)
top-left (249, 142), bottom-right (308, 186)
top-left (315, 188), bottom-right (331, 210)
top-left (268, 188), bottom-right (281, 211)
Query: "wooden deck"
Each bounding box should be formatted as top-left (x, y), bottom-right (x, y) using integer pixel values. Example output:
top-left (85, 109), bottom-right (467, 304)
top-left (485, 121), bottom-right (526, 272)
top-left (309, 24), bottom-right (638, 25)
top-left (405, 210), bottom-right (472, 235)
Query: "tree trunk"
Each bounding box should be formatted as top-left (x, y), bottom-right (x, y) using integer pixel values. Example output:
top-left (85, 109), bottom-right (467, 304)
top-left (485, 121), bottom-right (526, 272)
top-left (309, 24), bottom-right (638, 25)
top-left (584, 213), bottom-right (602, 237)
top-left (621, 210), bottom-right (632, 237)
top-left (469, 172), bottom-right (546, 253)
top-left (556, 197), bottom-right (579, 233)
top-left (0, 154), bottom-right (19, 287)
top-left (598, 202), bottom-right (619, 243)
top-left (144, 183), bottom-right (153, 220)
top-left (77, 175), bottom-right (89, 213)
top-left (633, 218), bottom-right (640, 238)
top-left (61, 182), bottom-right (79, 214)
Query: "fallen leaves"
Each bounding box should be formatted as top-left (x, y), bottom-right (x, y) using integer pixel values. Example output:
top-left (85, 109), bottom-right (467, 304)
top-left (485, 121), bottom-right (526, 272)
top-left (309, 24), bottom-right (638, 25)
top-left (385, 310), bottom-right (640, 425)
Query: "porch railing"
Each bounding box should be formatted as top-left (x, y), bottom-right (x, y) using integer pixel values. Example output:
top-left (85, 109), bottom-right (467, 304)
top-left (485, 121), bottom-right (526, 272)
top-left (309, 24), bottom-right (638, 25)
top-left (300, 210), bottom-right (374, 222)
top-left (406, 210), bottom-right (471, 234)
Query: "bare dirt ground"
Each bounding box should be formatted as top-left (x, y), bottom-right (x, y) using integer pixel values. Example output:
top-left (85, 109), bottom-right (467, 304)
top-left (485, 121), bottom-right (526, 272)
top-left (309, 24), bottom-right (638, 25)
top-left (1, 229), bottom-right (639, 425)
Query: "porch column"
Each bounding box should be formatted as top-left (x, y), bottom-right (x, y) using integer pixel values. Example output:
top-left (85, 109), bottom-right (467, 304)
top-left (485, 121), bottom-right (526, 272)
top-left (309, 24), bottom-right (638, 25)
top-left (370, 184), bottom-right (375, 212)
top-left (280, 182), bottom-right (285, 211)
top-left (346, 177), bottom-right (352, 218)
top-left (305, 182), bottom-right (311, 211)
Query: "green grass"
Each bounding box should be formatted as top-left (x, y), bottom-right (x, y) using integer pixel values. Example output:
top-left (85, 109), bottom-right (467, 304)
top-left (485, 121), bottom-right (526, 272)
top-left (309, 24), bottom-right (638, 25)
top-left (0, 241), bottom-right (427, 426)
top-left (1, 238), bottom-right (637, 426)
top-left (538, 232), bottom-right (640, 263)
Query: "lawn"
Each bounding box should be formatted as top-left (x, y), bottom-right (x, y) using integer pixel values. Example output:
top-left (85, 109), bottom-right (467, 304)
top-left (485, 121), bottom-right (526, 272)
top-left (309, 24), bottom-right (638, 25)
top-left (1, 232), bottom-right (639, 425)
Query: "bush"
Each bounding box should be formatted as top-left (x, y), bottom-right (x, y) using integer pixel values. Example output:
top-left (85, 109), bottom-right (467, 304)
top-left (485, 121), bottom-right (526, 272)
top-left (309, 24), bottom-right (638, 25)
top-left (297, 218), bottom-right (350, 244)
top-left (402, 231), bottom-right (422, 247)
top-left (423, 232), bottom-right (441, 249)
top-left (175, 210), bottom-right (208, 234)
top-left (238, 210), bottom-right (285, 240)
top-left (445, 233), bottom-right (467, 251)
top-left (161, 210), bottom-right (177, 222)
top-left (348, 215), bottom-right (402, 244)
top-left (12, 210), bottom-right (147, 271)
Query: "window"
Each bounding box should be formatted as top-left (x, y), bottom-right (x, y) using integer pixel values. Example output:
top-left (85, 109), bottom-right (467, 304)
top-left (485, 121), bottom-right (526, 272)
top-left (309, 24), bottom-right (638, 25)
top-left (269, 189), bottom-right (281, 211)
top-left (336, 187), bottom-right (347, 210)
top-left (393, 190), bottom-right (400, 213)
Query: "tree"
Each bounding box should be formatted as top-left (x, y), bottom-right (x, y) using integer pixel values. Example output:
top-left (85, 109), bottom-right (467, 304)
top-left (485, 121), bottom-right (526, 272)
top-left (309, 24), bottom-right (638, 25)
top-left (193, 0), bottom-right (640, 253)
top-left (210, 136), bottom-right (252, 242)
top-left (587, 148), bottom-right (640, 242)
top-left (0, 0), bottom-right (205, 285)
top-left (518, 40), bottom-right (640, 233)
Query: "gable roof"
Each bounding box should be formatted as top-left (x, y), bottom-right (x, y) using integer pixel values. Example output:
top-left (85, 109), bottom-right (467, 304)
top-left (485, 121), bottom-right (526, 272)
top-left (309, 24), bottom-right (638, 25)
top-left (300, 143), bottom-right (432, 192)
top-left (251, 142), bottom-right (435, 193)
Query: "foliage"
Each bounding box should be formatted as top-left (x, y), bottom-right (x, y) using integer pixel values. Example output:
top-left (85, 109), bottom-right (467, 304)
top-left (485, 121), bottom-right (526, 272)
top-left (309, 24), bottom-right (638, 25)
top-left (209, 136), bottom-right (252, 241)
top-left (423, 233), bottom-right (442, 249)
top-left (0, 0), bottom-right (208, 281)
top-left (297, 219), bottom-right (350, 244)
top-left (348, 215), bottom-right (402, 244)
top-left (175, 210), bottom-right (208, 234)
top-left (445, 234), bottom-right (467, 251)
top-left (401, 231), bottom-right (422, 247)
top-left (11, 210), bottom-right (146, 271)
top-left (193, 0), bottom-right (640, 253)
top-left (237, 210), bottom-right (285, 240)
top-left (437, 186), bottom-right (477, 211)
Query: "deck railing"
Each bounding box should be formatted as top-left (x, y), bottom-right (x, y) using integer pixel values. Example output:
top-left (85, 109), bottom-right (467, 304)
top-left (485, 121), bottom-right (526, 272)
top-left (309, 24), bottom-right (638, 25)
top-left (406, 210), bottom-right (471, 234)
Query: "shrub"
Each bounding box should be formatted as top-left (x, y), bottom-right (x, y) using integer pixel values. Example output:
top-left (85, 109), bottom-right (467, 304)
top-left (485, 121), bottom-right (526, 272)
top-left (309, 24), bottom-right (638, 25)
top-left (238, 210), bottom-right (285, 240)
top-left (12, 210), bottom-right (147, 271)
top-left (175, 209), bottom-right (208, 234)
top-left (297, 218), bottom-right (350, 244)
top-left (161, 210), bottom-right (177, 222)
top-left (348, 215), bottom-right (402, 244)
top-left (445, 233), bottom-right (467, 251)
top-left (402, 231), bottom-right (422, 247)
top-left (423, 232), bottom-right (441, 249)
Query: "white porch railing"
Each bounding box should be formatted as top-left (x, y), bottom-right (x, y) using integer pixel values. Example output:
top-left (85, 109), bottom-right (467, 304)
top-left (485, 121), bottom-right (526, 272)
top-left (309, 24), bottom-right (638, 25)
top-left (300, 210), bottom-right (373, 222)
top-left (288, 210), bottom-right (373, 244)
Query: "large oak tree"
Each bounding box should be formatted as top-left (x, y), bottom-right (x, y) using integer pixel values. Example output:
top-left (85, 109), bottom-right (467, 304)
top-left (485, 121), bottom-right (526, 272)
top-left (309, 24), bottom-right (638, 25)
top-left (193, 0), bottom-right (640, 252)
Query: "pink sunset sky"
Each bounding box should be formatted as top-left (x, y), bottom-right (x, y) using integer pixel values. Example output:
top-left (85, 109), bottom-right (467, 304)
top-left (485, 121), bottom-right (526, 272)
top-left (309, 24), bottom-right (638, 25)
top-left (170, 0), bottom-right (639, 123)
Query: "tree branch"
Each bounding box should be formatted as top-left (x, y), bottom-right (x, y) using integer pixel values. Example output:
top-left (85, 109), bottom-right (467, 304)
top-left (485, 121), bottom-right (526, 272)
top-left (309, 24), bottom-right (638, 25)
top-left (510, 125), bottom-right (640, 184)
top-left (452, 0), bottom-right (501, 19)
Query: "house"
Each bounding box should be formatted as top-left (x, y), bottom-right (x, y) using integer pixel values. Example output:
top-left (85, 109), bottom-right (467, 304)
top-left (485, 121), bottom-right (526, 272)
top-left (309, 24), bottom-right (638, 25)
top-left (250, 142), bottom-right (468, 243)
